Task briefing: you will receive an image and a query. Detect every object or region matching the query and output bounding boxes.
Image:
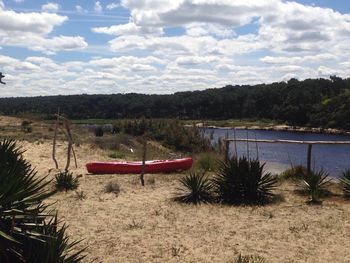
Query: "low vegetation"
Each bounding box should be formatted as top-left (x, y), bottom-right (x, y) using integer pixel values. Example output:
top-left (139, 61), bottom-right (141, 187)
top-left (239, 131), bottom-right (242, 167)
top-left (55, 171), bottom-right (79, 191)
top-left (212, 157), bottom-right (277, 205)
top-left (339, 170), bottom-right (350, 198)
top-left (299, 170), bottom-right (332, 204)
top-left (175, 156), bottom-right (277, 205)
top-left (174, 172), bottom-right (213, 204)
top-left (105, 181), bottom-right (121, 195)
top-left (278, 165), bottom-right (306, 181)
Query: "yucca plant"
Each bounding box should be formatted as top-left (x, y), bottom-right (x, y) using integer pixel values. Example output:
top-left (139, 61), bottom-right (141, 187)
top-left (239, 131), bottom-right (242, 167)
top-left (0, 139), bottom-right (85, 262)
top-left (212, 156), bottom-right (277, 205)
top-left (300, 170), bottom-right (331, 204)
top-left (339, 170), bottom-right (350, 198)
top-left (55, 171), bottom-right (79, 191)
top-left (174, 172), bottom-right (214, 204)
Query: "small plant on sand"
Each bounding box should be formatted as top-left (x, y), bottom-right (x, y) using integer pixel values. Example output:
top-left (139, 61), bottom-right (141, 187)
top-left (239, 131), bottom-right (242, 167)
top-left (234, 253), bottom-right (266, 263)
top-left (55, 171), bottom-right (79, 191)
top-left (213, 156), bottom-right (277, 205)
top-left (105, 181), bottom-right (120, 195)
top-left (75, 190), bottom-right (87, 200)
top-left (174, 172), bottom-right (213, 204)
top-left (299, 170), bottom-right (331, 204)
top-left (339, 170), bottom-right (350, 198)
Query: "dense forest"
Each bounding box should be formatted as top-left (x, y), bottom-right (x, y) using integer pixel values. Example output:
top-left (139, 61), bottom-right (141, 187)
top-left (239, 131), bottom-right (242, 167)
top-left (0, 76), bottom-right (350, 129)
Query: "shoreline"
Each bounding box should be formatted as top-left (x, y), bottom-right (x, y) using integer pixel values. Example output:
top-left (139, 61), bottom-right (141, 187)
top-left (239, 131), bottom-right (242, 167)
top-left (196, 124), bottom-right (350, 136)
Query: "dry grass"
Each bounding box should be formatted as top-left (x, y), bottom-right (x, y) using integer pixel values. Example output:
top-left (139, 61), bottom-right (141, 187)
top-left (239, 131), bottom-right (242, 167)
top-left (2, 116), bottom-right (350, 263)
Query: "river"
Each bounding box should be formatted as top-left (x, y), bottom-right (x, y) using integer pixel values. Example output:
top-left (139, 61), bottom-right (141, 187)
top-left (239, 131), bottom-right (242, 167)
top-left (205, 128), bottom-right (350, 177)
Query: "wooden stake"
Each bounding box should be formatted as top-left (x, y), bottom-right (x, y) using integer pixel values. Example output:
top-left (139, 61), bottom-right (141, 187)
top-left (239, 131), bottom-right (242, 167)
top-left (52, 108), bottom-right (59, 169)
top-left (140, 138), bottom-right (147, 186)
top-left (224, 140), bottom-right (230, 163)
top-left (307, 144), bottom-right (312, 175)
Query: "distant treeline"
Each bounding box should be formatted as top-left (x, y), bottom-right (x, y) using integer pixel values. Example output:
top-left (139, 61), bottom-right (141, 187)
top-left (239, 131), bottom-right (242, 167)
top-left (0, 76), bottom-right (349, 129)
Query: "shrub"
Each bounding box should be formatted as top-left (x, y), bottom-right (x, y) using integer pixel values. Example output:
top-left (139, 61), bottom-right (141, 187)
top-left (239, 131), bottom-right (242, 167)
top-left (0, 139), bottom-right (85, 262)
top-left (174, 172), bottom-right (213, 204)
top-left (300, 170), bottom-right (331, 204)
top-left (279, 165), bottom-right (306, 181)
top-left (105, 181), bottom-right (120, 195)
top-left (212, 156), bottom-right (277, 205)
top-left (21, 120), bottom-right (33, 133)
top-left (55, 171), bottom-right (79, 191)
top-left (94, 126), bottom-right (104, 137)
top-left (108, 151), bottom-right (126, 159)
top-left (195, 152), bottom-right (221, 173)
top-left (339, 170), bottom-right (350, 198)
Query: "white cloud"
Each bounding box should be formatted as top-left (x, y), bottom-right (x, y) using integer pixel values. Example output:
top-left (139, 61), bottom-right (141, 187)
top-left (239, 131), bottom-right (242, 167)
top-left (106, 3), bottom-right (120, 10)
top-left (41, 2), bottom-right (60, 13)
top-left (0, 7), bottom-right (87, 53)
top-left (94, 1), bottom-right (103, 13)
top-left (93, 22), bottom-right (163, 36)
top-left (75, 5), bottom-right (88, 13)
top-left (0, 1), bottom-right (4, 9)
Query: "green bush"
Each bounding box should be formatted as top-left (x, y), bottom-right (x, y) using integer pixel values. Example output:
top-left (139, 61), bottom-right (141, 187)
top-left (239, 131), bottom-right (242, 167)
top-left (279, 165), bottom-right (306, 180)
top-left (108, 151), bottom-right (126, 159)
top-left (94, 126), bottom-right (104, 137)
top-left (339, 170), bottom-right (350, 198)
top-left (300, 170), bottom-right (331, 204)
top-left (174, 172), bottom-right (214, 204)
top-left (195, 152), bottom-right (221, 173)
top-left (0, 139), bottom-right (85, 262)
top-left (121, 119), bottom-right (211, 152)
top-left (55, 171), bottom-right (79, 191)
top-left (213, 156), bottom-right (277, 205)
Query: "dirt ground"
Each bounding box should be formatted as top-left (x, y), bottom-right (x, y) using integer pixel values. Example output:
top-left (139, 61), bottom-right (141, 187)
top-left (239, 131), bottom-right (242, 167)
top-left (2, 115), bottom-right (350, 262)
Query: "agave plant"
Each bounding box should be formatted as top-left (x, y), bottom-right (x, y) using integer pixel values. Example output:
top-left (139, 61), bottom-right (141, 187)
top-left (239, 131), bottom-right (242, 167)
top-left (212, 156), bottom-right (277, 205)
top-left (300, 170), bottom-right (331, 204)
top-left (174, 172), bottom-right (214, 204)
top-left (0, 139), bottom-right (85, 262)
top-left (55, 171), bottom-right (79, 191)
top-left (339, 170), bottom-right (350, 198)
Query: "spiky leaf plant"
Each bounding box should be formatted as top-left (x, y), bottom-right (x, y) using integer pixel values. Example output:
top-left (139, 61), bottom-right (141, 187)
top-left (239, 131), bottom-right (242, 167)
top-left (213, 156), bottom-right (277, 205)
top-left (174, 172), bottom-right (214, 204)
top-left (0, 139), bottom-right (85, 262)
top-left (300, 170), bottom-right (331, 204)
top-left (339, 170), bottom-right (350, 198)
top-left (55, 171), bottom-right (79, 191)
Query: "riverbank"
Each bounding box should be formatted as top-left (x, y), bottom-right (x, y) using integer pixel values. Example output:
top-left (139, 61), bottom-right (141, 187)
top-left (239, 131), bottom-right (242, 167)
top-left (193, 123), bottom-right (350, 136)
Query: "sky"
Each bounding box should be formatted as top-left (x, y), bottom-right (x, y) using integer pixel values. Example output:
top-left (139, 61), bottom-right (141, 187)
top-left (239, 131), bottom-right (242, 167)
top-left (0, 0), bottom-right (349, 97)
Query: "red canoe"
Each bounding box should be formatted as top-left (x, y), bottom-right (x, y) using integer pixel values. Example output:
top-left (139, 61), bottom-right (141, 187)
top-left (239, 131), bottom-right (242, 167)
top-left (86, 157), bottom-right (193, 174)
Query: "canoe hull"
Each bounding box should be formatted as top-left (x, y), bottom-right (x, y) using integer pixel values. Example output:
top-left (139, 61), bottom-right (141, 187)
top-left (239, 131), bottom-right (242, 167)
top-left (86, 157), bottom-right (193, 174)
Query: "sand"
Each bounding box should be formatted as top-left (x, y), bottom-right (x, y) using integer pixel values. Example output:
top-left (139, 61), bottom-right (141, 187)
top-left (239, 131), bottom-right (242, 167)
top-left (17, 139), bottom-right (350, 263)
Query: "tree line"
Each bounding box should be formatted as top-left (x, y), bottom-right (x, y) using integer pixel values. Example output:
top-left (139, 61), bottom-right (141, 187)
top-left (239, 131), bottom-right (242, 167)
top-left (0, 76), bottom-right (349, 129)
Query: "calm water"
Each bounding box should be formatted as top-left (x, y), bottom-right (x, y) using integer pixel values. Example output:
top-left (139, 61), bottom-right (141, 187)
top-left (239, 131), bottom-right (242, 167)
top-left (205, 128), bottom-right (350, 177)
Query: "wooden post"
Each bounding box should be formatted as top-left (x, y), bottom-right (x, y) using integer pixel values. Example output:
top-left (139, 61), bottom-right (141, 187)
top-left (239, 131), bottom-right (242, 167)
top-left (307, 144), bottom-right (312, 175)
top-left (140, 138), bottom-right (146, 186)
top-left (52, 108), bottom-right (59, 169)
top-left (224, 139), bottom-right (230, 163)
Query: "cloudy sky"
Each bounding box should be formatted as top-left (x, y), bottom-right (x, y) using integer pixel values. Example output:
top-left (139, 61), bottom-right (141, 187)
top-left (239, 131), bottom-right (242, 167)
top-left (0, 0), bottom-right (349, 97)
